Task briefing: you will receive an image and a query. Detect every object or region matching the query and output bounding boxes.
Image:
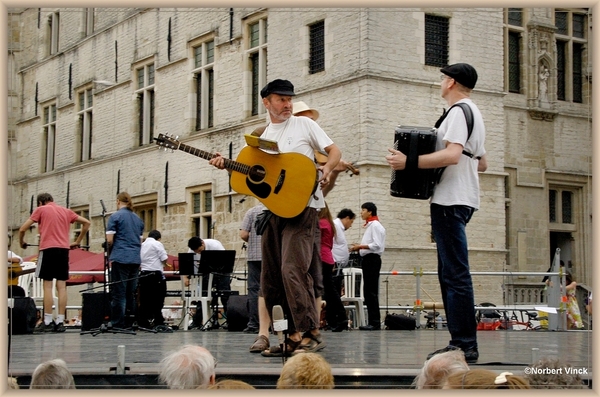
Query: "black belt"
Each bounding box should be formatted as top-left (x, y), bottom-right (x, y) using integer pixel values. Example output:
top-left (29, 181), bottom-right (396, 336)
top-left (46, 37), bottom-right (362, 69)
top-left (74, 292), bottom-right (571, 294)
top-left (140, 270), bottom-right (163, 275)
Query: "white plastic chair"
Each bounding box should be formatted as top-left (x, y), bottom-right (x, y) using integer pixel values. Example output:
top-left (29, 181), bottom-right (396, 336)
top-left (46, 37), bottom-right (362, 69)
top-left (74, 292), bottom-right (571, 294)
top-left (30, 276), bottom-right (58, 317)
top-left (17, 262), bottom-right (37, 297)
top-left (181, 273), bottom-right (213, 330)
top-left (341, 267), bottom-right (367, 328)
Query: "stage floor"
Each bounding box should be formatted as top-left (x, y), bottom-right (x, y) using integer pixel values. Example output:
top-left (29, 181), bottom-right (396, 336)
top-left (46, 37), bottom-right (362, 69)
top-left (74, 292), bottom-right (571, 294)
top-left (7, 326), bottom-right (593, 388)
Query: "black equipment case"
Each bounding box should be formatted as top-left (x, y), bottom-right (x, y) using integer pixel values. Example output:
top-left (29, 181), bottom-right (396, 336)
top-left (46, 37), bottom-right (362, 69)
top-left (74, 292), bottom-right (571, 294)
top-left (384, 313), bottom-right (416, 330)
top-left (9, 297), bottom-right (37, 334)
top-left (390, 126), bottom-right (438, 200)
top-left (226, 294), bottom-right (249, 332)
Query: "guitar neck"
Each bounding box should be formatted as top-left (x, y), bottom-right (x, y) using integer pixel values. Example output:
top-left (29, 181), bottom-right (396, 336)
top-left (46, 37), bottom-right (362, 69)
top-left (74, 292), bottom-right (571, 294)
top-left (314, 151), bottom-right (360, 175)
top-left (177, 142), bottom-right (250, 175)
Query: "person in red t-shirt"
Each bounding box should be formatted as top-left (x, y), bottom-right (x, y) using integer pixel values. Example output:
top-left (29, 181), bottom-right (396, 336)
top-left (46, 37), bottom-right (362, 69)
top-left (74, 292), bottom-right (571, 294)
top-left (19, 193), bottom-right (90, 333)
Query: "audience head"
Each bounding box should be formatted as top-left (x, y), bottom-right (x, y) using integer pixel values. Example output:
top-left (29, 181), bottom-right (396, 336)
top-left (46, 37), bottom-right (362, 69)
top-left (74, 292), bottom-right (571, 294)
top-left (413, 349), bottom-right (470, 389)
top-left (8, 377), bottom-right (19, 389)
top-left (159, 345), bottom-right (216, 389)
top-left (276, 352), bottom-right (334, 389)
top-left (443, 369), bottom-right (530, 389)
top-left (30, 358), bottom-right (76, 389)
top-left (207, 379), bottom-right (255, 389)
top-left (525, 357), bottom-right (586, 389)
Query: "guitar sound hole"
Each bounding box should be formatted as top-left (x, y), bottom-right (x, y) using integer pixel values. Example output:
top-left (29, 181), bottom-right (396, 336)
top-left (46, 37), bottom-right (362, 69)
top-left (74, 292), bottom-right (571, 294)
top-left (248, 165), bottom-right (266, 183)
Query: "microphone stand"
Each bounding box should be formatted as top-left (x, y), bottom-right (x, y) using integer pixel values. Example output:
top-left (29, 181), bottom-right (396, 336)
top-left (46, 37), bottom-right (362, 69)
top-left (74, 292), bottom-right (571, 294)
top-left (80, 274), bottom-right (158, 333)
top-left (125, 276), bottom-right (158, 334)
top-left (80, 200), bottom-right (135, 336)
top-left (201, 272), bottom-right (235, 331)
top-left (200, 271), bottom-right (246, 331)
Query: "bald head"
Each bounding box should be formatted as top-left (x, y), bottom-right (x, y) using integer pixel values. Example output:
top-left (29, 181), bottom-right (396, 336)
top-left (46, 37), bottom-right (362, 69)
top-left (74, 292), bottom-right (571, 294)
top-left (159, 345), bottom-right (216, 389)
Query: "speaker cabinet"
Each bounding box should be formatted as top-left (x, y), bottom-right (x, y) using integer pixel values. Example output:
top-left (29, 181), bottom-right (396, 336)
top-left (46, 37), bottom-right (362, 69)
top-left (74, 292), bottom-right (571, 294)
top-left (226, 295), bottom-right (249, 332)
top-left (9, 297), bottom-right (37, 334)
top-left (82, 292), bottom-right (111, 331)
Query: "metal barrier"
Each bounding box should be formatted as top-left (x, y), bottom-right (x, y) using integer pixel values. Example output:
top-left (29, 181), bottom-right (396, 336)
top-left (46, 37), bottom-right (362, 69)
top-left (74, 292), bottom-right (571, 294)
top-left (58, 249), bottom-right (569, 331)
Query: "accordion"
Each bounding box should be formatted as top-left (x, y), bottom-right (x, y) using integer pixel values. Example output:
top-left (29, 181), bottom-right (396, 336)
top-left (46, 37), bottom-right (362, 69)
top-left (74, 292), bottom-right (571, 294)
top-left (390, 126), bottom-right (438, 200)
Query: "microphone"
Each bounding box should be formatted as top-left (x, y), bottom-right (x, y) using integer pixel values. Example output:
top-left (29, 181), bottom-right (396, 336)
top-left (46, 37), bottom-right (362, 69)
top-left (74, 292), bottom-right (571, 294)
top-left (272, 305), bottom-right (287, 353)
top-left (100, 199), bottom-right (107, 213)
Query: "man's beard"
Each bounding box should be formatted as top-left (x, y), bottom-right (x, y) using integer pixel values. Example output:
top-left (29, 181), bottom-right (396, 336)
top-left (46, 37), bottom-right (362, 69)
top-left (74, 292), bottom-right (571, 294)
top-left (269, 109), bottom-right (291, 123)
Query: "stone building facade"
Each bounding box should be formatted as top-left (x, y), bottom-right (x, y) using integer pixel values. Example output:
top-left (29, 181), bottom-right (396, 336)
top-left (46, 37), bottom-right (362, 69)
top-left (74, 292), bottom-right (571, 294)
top-left (6, 7), bottom-right (592, 310)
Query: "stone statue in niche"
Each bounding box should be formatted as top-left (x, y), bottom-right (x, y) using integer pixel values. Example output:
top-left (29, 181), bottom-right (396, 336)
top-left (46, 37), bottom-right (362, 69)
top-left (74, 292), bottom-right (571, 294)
top-left (538, 65), bottom-right (550, 106)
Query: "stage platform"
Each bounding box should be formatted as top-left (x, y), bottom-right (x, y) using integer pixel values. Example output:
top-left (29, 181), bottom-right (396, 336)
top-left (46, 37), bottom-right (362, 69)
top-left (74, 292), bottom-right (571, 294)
top-left (8, 326), bottom-right (593, 389)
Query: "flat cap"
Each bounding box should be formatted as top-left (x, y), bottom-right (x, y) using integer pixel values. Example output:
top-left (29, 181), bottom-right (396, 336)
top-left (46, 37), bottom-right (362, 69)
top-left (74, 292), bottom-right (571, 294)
top-left (260, 79), bottom-right (296, 98)
top-left (441, 63), bottom-right (478, 89)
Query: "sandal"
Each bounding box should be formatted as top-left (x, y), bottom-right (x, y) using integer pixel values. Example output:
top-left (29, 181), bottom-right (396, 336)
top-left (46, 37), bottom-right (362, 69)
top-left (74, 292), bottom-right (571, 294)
top-left (249, 335), bottom-right (270, 353)
top-left (261, 337), bottom-right (302, 357)
top-left (294, 331), bottom-right (326, 354)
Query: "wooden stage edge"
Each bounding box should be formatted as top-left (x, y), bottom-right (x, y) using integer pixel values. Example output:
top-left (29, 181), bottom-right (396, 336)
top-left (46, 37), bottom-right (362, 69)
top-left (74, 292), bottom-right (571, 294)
top-left (7, 327), bottom-right (593, 388)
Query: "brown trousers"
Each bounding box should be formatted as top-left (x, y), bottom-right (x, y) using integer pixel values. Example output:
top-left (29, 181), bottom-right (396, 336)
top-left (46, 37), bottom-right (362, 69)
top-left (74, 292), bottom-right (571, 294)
top-left (260, 207), bottom-right (320, 334)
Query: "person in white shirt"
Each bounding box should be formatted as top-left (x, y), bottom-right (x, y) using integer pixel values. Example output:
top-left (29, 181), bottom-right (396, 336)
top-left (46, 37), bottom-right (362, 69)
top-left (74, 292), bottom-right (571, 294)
top-left (184, 237), bottom-right (230, 318)
top-left (162, 299), bottom-right (183, 325)
top-left (331, 208), bottom-right (356, 296)
top-left (386, 63), bottom-right (486, 363)
top-left (350, 202), bottom-right (386, 331)
top-left (138, 230), bottom-right (169, 329)
top-left (8, 233), bottom-right (26, 297)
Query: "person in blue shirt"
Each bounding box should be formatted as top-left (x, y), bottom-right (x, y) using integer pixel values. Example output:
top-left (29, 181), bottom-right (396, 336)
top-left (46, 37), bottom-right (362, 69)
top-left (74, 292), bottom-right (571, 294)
top-left (106, 192), bottom-right (144, 329)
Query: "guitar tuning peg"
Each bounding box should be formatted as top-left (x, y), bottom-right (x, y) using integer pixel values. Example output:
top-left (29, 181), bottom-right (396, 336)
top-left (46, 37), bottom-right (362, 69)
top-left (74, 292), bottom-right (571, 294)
top-left (175, 135), bottom-right (179, 140)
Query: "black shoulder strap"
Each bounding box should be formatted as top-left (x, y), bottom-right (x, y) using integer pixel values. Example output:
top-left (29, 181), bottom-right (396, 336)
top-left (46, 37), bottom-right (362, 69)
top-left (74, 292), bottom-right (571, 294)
top-left (434, 102), bottom-right (480, 160)
top-left (453, 103), bottom-right (474, 141)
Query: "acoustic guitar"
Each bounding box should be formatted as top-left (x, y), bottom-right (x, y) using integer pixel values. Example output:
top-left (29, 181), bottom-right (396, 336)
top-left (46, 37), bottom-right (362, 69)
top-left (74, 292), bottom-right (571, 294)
top-left (7, 263), bottom-right (36, 286)
top-left (155, 134), bottom-right (319, 218)
top-left (252, 125), bottom-right (360, 176)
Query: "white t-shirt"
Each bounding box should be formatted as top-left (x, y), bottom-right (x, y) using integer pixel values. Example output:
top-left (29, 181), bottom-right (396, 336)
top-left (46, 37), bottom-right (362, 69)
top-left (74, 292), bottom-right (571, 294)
top-left (262, 115), bottom-right (334, 209)
top-left (140, 237), bottom-right (169, 272)
top-left (332, 218), bottom-right (349, 264)
top-left (8, 250), bottom-right (23, 265)
top-left (432, 98), bottom-right (486, 210)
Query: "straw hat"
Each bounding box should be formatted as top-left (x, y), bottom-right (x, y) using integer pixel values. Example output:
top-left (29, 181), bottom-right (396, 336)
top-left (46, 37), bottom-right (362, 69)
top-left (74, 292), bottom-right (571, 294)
top-left (292, 101), bottom-right (320, 121)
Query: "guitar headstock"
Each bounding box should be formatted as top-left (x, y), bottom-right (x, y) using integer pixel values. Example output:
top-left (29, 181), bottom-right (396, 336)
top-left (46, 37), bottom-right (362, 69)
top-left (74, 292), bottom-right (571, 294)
top-left (154, 133), bottom-right (181, 151)
top-left (346, 163), bottom-right (360, 176)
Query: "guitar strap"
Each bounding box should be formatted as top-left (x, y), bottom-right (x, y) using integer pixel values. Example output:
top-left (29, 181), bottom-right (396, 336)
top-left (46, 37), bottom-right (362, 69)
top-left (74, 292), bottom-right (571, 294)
top-left (251, 124), bottom-right (322, 163)
top-left (251, 126), bottom-right (266, 137)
